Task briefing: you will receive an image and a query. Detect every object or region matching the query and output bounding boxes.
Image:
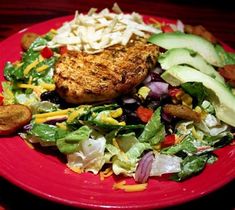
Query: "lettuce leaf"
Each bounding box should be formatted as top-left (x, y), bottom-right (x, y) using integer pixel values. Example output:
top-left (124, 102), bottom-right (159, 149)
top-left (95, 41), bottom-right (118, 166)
top-left (172, 154), bottom-right (209, 181)
top-left (181, 82), bottom-right (208, 105)
top-left (112, 142), bottom-right (151, 176)
top-left (161, 135), bottom-right (197, 155)
top-left (56, 125), bottom-right (92, 154)
top-left (138, 107), bottom-right (165, 145)
top-left (215, 44), bottom-right (235, 65)
top-left (4, 37), bottom-right (56, 83)
top-left (28, 123), bottom-right (59, 145)
top-left (67, 134), bottom-right (106, 174)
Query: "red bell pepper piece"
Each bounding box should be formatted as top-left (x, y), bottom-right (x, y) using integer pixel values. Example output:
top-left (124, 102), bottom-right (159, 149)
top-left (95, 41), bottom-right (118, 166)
top-left (168, 88), bottom-right (182, 97)
top-left (40, 47), bottom-right (53, 59)
top-left (0, 93), bottom-right (4, 105)
top-left (161, 24), bottom-right (174, 33)
top-left (59, 46), bottom-right (68, 55)
top-left (161, 134), bottom-right (176, 148)
top-left (136, 106), bottom-right (154, 123)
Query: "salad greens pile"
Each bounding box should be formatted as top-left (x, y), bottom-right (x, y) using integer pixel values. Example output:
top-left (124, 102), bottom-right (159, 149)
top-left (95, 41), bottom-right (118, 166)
top-left (1, 17), bottom-right (235, 187)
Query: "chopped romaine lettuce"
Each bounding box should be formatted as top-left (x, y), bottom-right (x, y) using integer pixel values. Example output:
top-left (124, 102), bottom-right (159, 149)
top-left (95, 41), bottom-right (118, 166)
top-left (181, 82), bottom-right (208, 105)
top-left (67, 134), bottom-right (106, 174)
top-left (150, 154), bottom-right (182, 176)
top-left (172, 154), bottom-right (210, 181)
top-left (138, 107), bottom-right (165, 145)
top-left (215, 44), bottom-right (235, 65)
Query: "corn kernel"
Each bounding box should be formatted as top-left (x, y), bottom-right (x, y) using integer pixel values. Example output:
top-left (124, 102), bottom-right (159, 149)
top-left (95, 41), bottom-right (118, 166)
top-left (110, 108), bottom-right (123, 118)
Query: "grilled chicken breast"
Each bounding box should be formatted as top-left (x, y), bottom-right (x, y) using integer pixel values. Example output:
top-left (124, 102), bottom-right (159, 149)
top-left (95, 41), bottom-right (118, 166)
top-left (54, 39), bottom-right (159, 104)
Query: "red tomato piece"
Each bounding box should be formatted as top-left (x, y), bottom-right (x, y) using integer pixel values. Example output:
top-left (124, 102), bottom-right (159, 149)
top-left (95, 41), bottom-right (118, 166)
top-left (40, 47), bottom-right (53, 58)
top-left (161, 24), bottom-right (174, 33)
top-left (0, 93), bottom-right (3, 105)
top-left (161, 134), bottom-right (176, 148)
top-left (59, 46), bottom-right (68, 55)
top-left (219, 65), bottom-right (235, 80)
top-left (136, 106), bottom-right (154, 123)
top-left (168, 88), bottom-right (182, 97)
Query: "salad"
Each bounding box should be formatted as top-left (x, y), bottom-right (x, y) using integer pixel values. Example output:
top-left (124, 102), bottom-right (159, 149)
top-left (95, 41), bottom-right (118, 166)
top-left (1, 5), bottom-right (235, 192)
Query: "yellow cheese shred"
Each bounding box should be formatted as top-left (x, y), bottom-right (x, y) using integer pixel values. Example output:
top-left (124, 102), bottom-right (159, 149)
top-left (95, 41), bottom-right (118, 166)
top-left (34, 109), bottom-right (71, 119)
top-left (18, 83), bottom-right (55, 91)
top-left (99, 167), bottom-right (113, 181)
top-left (113, 181), bottom-right (147, 192)
top-left (23, 59), bottom-right (39, 76)
top-left (36, 64), bottom-right (49, 72)
top-left (34, 114), bottom-right (68, 124)
top-left (40, 83), bottom-right (55, 91)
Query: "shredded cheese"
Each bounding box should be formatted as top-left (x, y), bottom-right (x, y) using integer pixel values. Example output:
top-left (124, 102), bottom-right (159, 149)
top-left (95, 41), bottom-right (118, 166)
top-left (23, 59), bottom-right (39, 75)
top-left (113, 181), bottom-right (147, 192)
top-left (45, 5), bottom-right (161, 54)
top-left (23, 139), bottom-right (34, 149)
top-left (34, 114), bottom-right (68, 124)
top-left (99, 167), bottom-right (113, 181)
top-left (18, 83), bottom-right (55, 92)
top-left (40, 83), bottom-right (55, 91)
top-left (36, 64), bottom-right (49, 72)
top-left (67, 165), bottom-right (84, 174)
top-left (34, 109), bottom-right (71, 118)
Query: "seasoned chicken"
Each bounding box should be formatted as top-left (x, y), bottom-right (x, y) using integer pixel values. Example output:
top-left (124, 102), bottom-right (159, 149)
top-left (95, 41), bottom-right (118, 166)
top-left (54, 39), bottom-right (159, 104)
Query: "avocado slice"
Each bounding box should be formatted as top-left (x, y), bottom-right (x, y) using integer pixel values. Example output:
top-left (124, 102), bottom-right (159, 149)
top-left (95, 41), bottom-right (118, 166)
top-left (158, 48), bottom-right (224, 83)
top-left (148, 32), bottom-right (222, 67)
top-left (161, 65), bottom-right (235, 127)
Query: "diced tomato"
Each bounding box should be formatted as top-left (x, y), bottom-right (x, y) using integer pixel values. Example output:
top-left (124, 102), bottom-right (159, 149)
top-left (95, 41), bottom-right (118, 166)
top-left (161, 24), bottom-right (174, 33)
top-left (161, 134), bottom-right (176, 148)
top-left (136, 106), bottom-right (154, 123)
top-left (219, 65), bottom-right (235, 81)
top-left (59, 45), bottom-right (68, 55)
top-left (40, 47), bottom-right (53, 59)
top-left (0, 93), bottom-right (3, 105)
top-left (168, 88), bottom-right (182, 97)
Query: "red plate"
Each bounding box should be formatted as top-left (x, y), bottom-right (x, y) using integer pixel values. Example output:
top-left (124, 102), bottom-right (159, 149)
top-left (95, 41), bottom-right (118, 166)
top-left (0, 15), bottom-right (235, 210)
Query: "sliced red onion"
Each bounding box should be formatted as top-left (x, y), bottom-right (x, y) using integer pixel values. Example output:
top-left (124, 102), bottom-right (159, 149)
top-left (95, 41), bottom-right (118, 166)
top-left (176, 20), bottom-right (184, 32)
top-left (23, 124), bottom-right (33, 132)
top-left (152, 67), bottom-right (163, 75)
top-left (161, 111), bottom-right (173, 123)
top-left (135, 151), bottom-right (154, 183)
top-left (143, 74), bottom-right (151, 84)
top-left (150, 71), bottom-right (162, 82)
top-left (122, 97), bottom-right (137, 104)
top-left (147, 82), bottom-right (169, 99)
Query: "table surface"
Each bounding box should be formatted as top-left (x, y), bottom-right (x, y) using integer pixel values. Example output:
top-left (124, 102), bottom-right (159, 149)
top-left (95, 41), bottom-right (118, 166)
top-left (0, 0), bottom-right (234, 209)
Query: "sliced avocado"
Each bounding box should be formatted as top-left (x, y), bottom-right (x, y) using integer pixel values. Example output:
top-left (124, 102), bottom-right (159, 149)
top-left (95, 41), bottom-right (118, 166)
top-left (148, 32), bottom-right (222, 67)
top-left (161, 65), bottom-right (235, 127)
top-left (158, 48), bottom-right (224, 83)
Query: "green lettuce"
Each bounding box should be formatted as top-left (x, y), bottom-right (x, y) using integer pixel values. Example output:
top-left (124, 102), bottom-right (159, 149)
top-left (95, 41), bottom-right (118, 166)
top-left (181, 82), bottom-right (208, 105)
top-left (56, 125), bottom-right (92, 154)
top-left (67, 132), bottom-right (106, 174)
top-left (111, 142), bottom-right (151, 175)
top-left (28, 123), bottom-right (59, 145)
top-left (138, 107), bottom-right (165, 145)
top-left (215, 44), bottom-right (235, 65)
top-left (172, 154), bottom-right (210, 181)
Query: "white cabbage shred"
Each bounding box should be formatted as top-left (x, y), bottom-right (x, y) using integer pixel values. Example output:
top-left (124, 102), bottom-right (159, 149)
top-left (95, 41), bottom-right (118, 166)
top-left (44, 6), bottom-right (161, 54)
top-left (150, 153), bottom-right (182, 176)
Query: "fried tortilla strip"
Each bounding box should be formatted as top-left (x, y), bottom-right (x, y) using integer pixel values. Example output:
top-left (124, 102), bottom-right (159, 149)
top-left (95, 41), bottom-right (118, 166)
top-left (163, 104), bottom-right (201, 122)
top-left (219, 64), bottom-right (235, 87)
top-left (21, 32), bottom-right (40, 51)
top-left (184, 25), bottom-right (217, 44)
top-left (0, 104), bottom-right (32, 135)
